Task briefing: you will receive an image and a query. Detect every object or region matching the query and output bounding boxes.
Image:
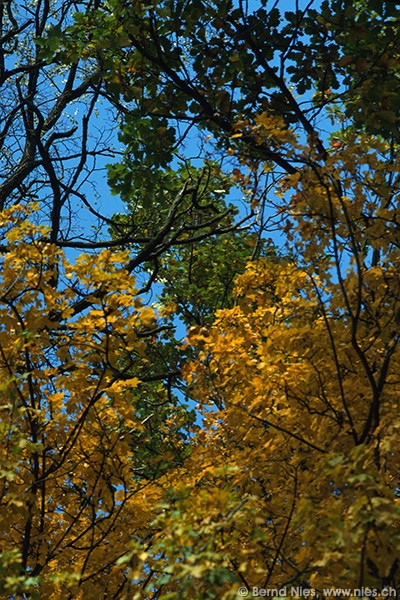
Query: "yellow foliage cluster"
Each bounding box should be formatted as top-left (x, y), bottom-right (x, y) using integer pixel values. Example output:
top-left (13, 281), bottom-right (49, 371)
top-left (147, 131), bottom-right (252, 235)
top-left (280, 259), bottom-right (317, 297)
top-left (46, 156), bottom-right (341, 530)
top-left (125, 135), bottom-right (400, 597)
top-left (182, 255), bottom-right (400, 591)
top-left (1, 137), bottom-right (400, 598)
top-left (0, 207), bottom-right (163, 597)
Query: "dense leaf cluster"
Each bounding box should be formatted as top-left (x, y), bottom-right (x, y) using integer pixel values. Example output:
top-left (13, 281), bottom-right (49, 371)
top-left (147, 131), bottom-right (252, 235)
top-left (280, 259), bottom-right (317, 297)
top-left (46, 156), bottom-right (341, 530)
top-left (0, 0), bottom-right (399, 597)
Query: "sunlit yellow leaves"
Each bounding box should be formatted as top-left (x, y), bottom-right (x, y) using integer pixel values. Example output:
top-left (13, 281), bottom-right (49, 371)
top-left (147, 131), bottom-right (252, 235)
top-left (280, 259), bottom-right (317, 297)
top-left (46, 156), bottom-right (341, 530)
top-left (105, 378), bottom-right (141, 402)
top-left (0, 208), bottom-right (172, 598)
top-left (179, 220), bottom-right (400, 590)
top-left (139, 305), bottom-right (155, 326)
top-left (255, 112), bottom-right (298, 146)
top-left (0, 82), bottom-right (399, 598)
top-left (273, 133), bottom-right (400, 276)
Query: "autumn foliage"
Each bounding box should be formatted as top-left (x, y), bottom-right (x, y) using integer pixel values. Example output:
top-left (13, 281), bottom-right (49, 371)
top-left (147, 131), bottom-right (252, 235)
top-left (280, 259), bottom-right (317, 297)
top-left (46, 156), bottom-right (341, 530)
top-left (0, 207), bottom-right (166, 596)
top-left (1, 0), bottom-right (400, 598)
top-left (127, 133), bottom-right (400, 597)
